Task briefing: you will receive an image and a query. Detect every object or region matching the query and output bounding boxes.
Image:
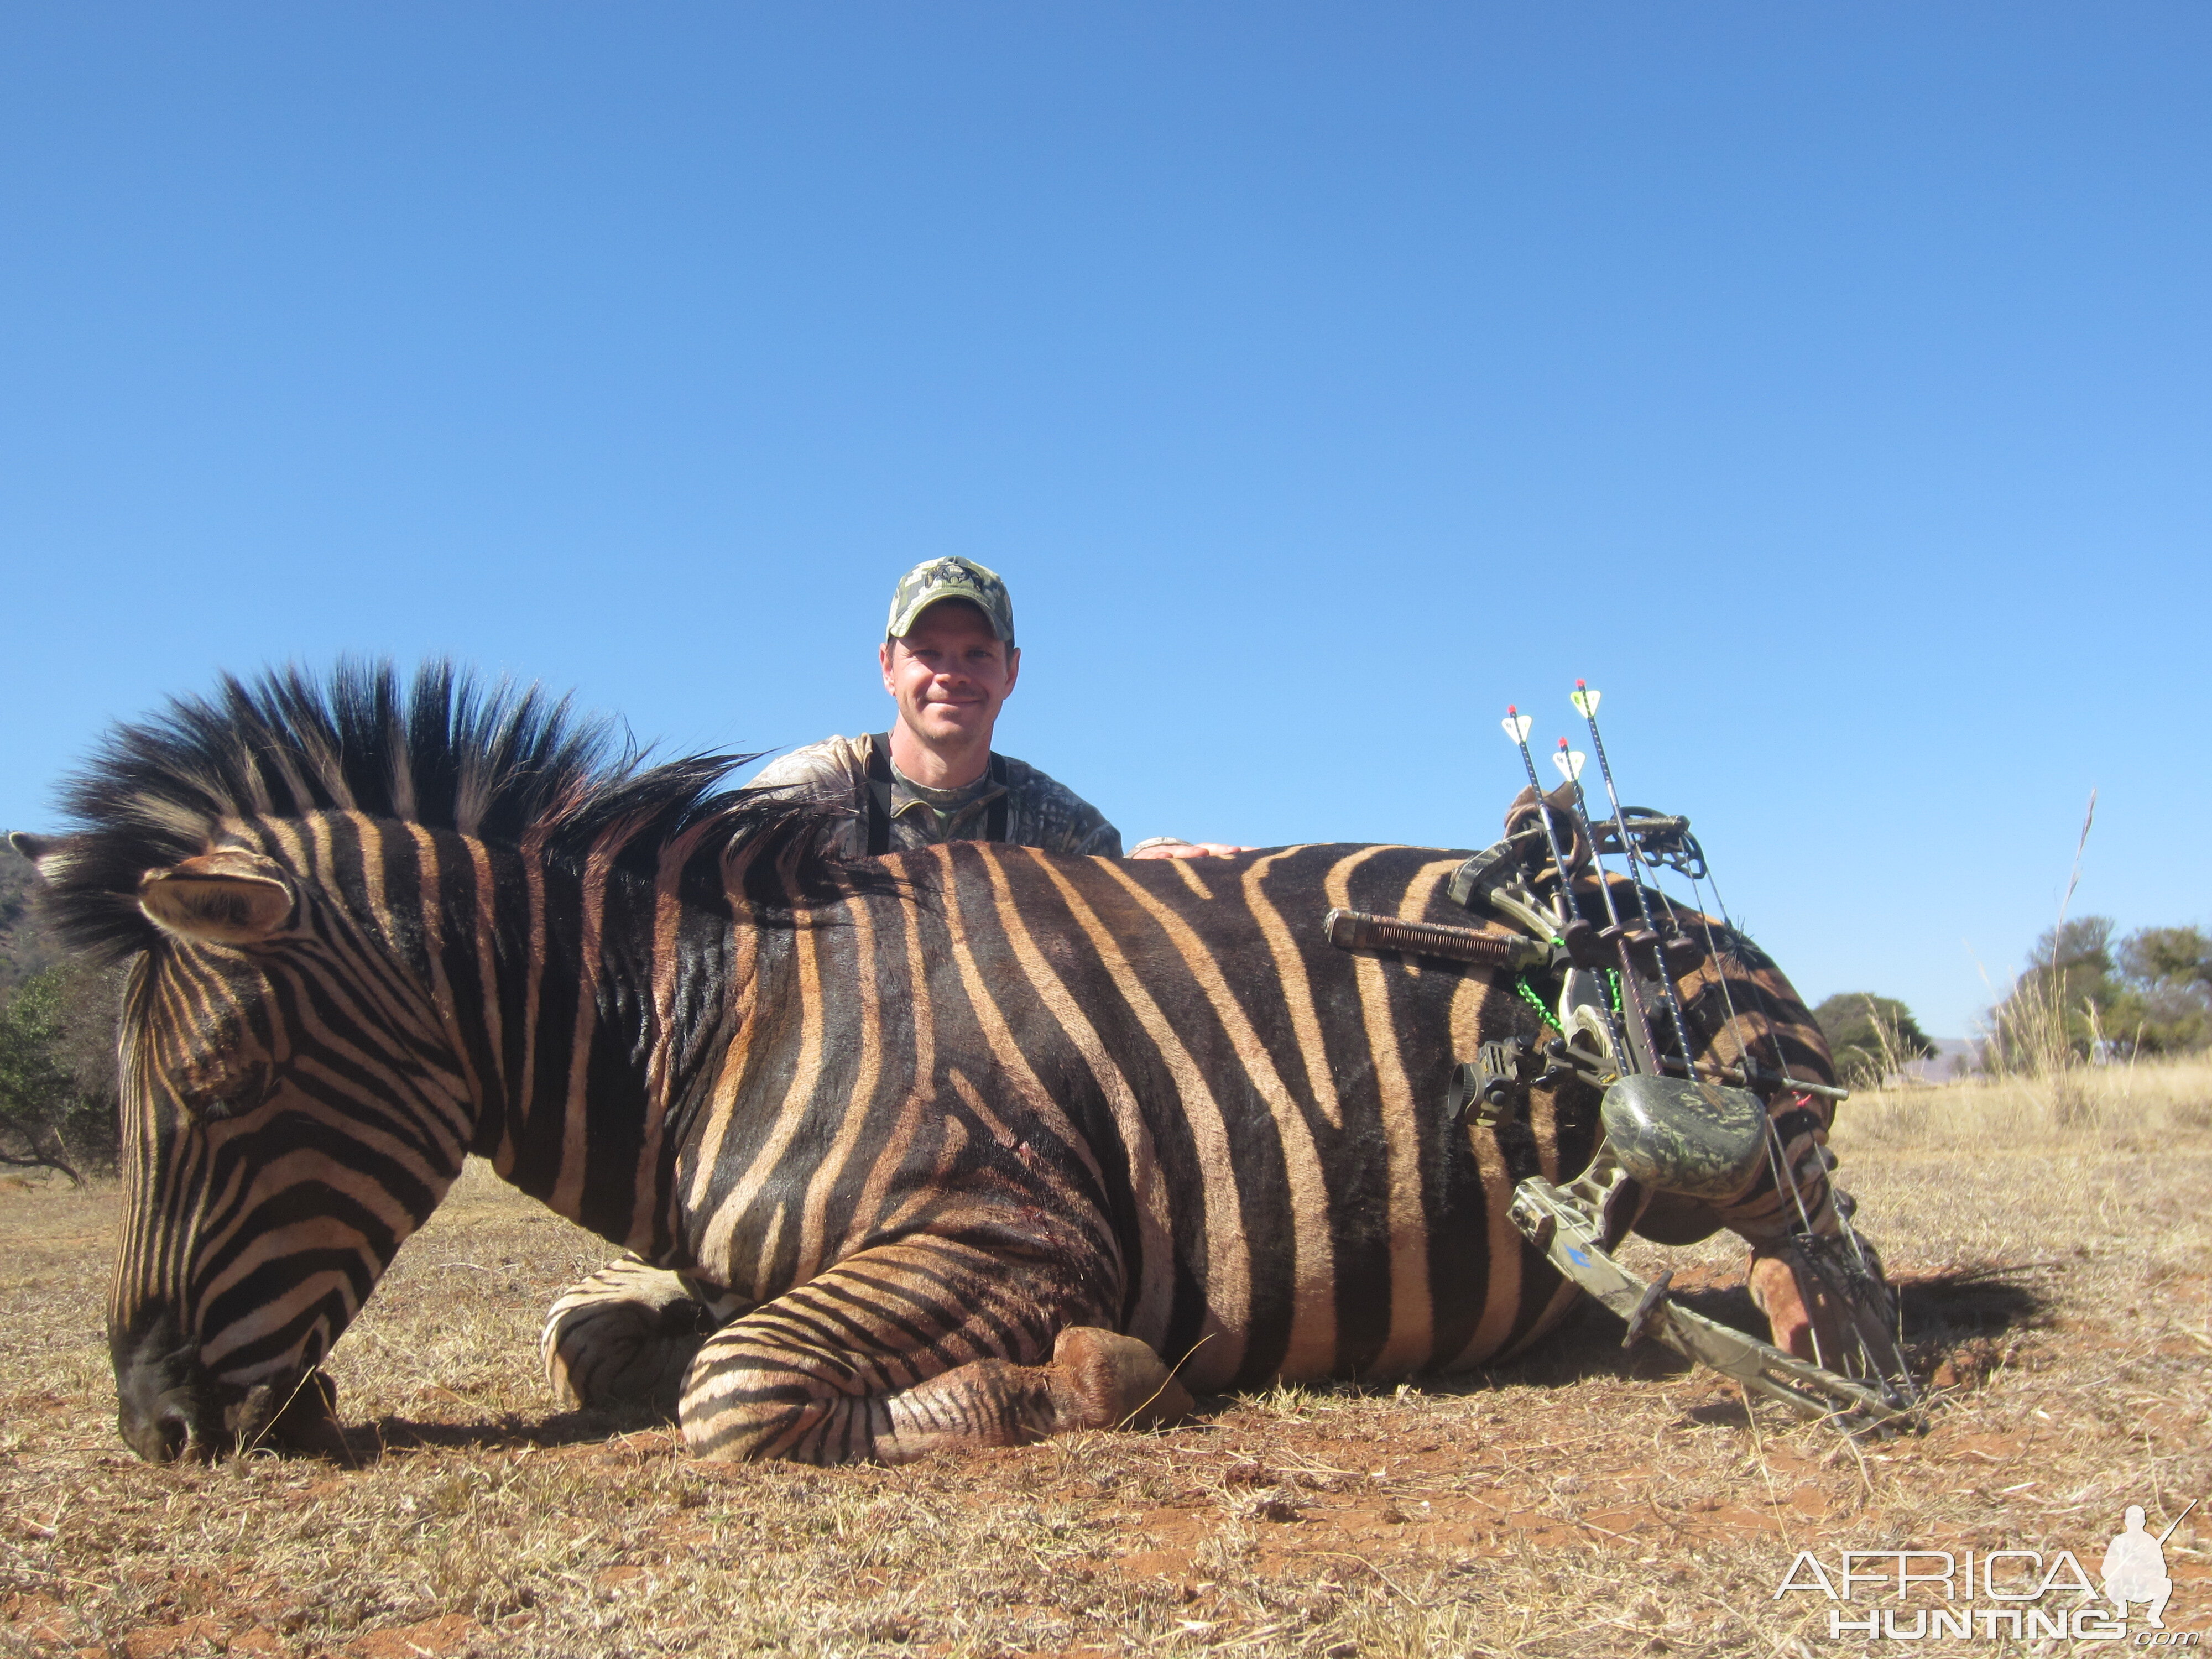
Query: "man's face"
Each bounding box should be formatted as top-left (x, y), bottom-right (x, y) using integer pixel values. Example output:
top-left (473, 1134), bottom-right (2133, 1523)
top-left (879, 600), bottom-right (1020, 749)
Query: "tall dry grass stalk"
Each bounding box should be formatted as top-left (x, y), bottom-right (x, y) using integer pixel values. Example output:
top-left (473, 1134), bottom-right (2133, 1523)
top-left (1984, 957), bottom-right (2103, 1120)
top-left (1842, 992), bottom-right (1926, 1090)
top-left (1981, 786), bottom-right (2103, 1121)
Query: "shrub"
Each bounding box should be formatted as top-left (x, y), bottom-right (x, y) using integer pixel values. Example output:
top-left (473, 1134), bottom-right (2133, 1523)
top-left (1990, 916), bottom-right (2211, 1064)
top-left (0, 966), bottom-right (120, 1180)
top-left (1812, 993), bottom-right (1935, 1088)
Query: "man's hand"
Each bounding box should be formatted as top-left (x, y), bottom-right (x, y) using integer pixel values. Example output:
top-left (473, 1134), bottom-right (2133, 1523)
top-left (1129, 838), bottom-right (1251, 860)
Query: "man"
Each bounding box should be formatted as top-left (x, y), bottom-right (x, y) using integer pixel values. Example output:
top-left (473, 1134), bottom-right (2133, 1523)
top-left (752, 557), bottom-right (1240, 861)
top-left (2102, 1505), bottom-right (2174, 1628)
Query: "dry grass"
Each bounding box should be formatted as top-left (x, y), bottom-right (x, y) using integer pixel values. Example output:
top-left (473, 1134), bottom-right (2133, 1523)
top-left (1844, 1051), bottom-right (2212, 1153)
top-left (3, 1063), bottom-right (2209, 1657)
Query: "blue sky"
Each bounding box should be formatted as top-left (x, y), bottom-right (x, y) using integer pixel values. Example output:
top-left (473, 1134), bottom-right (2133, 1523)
top-left (4, 5), bottom-right (2206, 1036)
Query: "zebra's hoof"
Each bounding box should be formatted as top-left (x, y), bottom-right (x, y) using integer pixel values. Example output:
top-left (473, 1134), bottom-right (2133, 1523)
top-left (1048, 1326), bottom-right (1194, 1432)
top-left (542, 1259), bottom-right (717, 1412)
top-left (1748, 1239), bottom-right (1906, 1382)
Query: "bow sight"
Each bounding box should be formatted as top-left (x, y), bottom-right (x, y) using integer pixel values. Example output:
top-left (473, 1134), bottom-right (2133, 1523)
top-left (1324, 684), bottom-right (1918, 1435)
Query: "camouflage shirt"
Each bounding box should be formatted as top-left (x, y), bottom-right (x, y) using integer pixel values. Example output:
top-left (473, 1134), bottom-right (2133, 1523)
top-left (749, 734), bottom-right (1123, 859)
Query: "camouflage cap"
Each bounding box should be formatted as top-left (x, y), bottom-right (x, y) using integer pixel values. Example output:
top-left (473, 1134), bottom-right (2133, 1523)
top-left (885, 557), bottom-right (1016, 646)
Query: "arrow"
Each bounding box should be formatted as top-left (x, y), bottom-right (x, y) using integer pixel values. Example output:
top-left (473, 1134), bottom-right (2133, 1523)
top-left (1501, 706), bottom-right (1577, 937)
top-left (1572, 679), bottom-right (1699, 1075)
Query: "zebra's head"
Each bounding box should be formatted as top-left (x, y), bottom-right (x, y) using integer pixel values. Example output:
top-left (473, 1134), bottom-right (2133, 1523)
top-left (33, 831), bottom-right (476, 1461)
top-left (9, 663), bottom-right (574, 1463)
top-left (22, 661), bottom-right (860, 1463)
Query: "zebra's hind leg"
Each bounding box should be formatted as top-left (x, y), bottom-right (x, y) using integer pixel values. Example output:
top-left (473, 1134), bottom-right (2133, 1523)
top-left (542, 1257), bottom-right (737, 1413)
top-left (676, 1237), bottom-right (1193, 1464)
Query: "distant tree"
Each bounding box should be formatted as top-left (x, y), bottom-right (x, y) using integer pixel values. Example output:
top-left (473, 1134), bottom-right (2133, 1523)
top-left (1989, 916), bottom-right (2121, 1064)
top-left (1812, 993), bottom-right (1936, 1087)
top-left (2117, 925), bottom-right (2211, 988)
top-left (0, 848), bottom-right (121, 1178)
top-left (2034, 915), bottom-right (2118, 977)
top-left (0, 965), bottom-right (119, 1181)
top-left (1989, 915), bottom-right (2212, 1062)
top-left (2114, 924), bottom-right (2212, 1053)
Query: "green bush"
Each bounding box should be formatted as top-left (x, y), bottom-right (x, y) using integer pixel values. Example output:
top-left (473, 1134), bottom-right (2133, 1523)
top-left (2115, 925), bottom-right (2212, 1053)
top-left (0, 964), bottom-right (119, 1181)
top-left (1990, 916), bottom-right (2212, 1063)
top-left (1812, 993), bottom-right (1935, 1088)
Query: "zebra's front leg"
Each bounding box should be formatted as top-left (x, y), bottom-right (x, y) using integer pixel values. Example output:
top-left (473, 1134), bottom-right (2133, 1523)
top-left (676, 1237), bottom-right (1193, 1464)
top-left (1705, 1092), bottom-right (1908, 1380)
top-left (542, 1256), bottom-right (743, 1413)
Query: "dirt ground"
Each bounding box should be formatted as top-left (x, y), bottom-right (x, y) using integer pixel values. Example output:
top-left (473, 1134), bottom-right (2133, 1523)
top-left (1, 1063), bottom-right (2206, 1658)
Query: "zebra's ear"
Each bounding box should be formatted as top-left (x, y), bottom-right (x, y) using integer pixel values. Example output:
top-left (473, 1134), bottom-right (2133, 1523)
top-left (8, 831), bottom-right (62, 872)
top-left (139, 851), bottom-right (295, 945)
top-left (8, 831), bottom-right (82, 886)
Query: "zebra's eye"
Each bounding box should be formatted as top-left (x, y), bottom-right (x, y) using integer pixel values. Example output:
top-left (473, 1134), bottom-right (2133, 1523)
top-left (173, 1060), bottom-right (276, 1121)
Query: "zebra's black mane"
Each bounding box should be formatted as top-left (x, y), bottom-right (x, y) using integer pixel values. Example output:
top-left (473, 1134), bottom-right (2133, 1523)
top-left (30, 661), bottom-right (862, 961)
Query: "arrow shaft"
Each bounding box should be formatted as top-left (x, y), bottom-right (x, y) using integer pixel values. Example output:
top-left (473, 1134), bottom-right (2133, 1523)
top-left (1506, 718), bottom-right (1574, 926)
top-left (1576, 697), bottom-right (1695, 1068)
top-left (1548, 749), bottom-right (1663, 1070)
top-left (1506, 715), bottom-right (1631, 1066)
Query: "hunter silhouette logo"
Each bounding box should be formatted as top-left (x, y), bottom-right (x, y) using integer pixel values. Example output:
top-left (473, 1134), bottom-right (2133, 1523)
top-left (1775, 1496), bottom-right (2201, 1643)
top-left (2105, 1500), bottom-right (2194, 1630)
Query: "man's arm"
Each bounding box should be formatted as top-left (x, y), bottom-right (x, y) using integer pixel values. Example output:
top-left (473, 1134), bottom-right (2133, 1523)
top-left (748, 736), bottom-right (865, 800)
top-left (744, 737), bottom-right (873, 861)
top-left (1071, 820), bottom-right (1125, 858)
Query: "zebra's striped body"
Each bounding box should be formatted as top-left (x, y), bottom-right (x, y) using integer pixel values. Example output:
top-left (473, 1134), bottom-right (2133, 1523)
top-left (21, 667), bottom-right (1847, 1465)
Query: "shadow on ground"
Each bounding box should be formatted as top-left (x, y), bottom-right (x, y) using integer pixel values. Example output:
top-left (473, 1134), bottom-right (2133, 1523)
top-left (1422, 1260), bottom-right (2060, 1404)
top-left (1892, 1263), bottom-right (2058, 1343)
top-left (308, 1267), bottom-right (2057, 1463)
top-left (332, 1403), bottom-right (675, 1462)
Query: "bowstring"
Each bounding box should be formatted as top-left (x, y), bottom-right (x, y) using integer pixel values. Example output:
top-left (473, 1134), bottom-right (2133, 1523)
top-left (1662, 857), bottom-right (1896, 1390)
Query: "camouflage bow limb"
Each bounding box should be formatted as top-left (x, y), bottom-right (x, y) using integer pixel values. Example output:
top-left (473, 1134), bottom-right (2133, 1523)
top-left (1506, 1175), bottom-right (1912, 1433)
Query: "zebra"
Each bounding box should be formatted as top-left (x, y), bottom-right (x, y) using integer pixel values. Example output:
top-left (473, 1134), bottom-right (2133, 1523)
top-left (13, 662), bottom-right (1882, 1465)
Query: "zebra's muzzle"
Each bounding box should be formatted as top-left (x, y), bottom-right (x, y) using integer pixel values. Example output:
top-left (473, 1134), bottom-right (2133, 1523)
top-left (114, 1326), bottom-right (343, 1462)
top-left (118, 1385), bottom-right (196, 1463)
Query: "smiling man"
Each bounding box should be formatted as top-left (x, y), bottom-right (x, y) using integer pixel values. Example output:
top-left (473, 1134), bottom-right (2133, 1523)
top-left (753, 557), bottom-right (1237, 860)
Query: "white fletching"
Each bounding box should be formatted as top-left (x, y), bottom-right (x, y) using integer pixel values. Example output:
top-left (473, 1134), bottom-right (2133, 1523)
top-left (1501, 713), bottom-right (1533, 744)
top-left (1570, 687), bottom-right (1601, 718)
top-left (1552, 747), bottom-right (1587, 782)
